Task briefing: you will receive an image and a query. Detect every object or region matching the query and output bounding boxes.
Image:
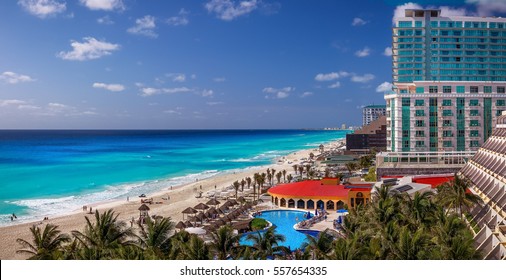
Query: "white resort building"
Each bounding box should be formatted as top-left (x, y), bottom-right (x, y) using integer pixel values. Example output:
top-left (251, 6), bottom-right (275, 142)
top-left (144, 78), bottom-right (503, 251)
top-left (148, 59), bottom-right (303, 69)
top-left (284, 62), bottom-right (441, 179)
top-left (459, 111), bottom-right (506, 260)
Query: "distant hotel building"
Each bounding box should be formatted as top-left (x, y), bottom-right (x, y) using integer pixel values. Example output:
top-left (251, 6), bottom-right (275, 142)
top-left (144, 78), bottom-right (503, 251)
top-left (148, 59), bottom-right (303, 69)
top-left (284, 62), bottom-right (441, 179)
top-left (347, 115), bottom-right (387, 153)
top-left (363, 105), bottom-right (386, 126)
top-left (386, 9), bottom-right (506, 152)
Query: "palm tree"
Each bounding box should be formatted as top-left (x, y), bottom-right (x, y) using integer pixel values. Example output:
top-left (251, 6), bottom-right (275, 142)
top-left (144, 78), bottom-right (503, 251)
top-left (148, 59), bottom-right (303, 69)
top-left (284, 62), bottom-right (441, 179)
top-left (275, 172), bottom-right (282, 184)
top-left (305, 164), bottom-right (311, 176)
top-left (246, 176), bottom-right (252, 190)
top-left (292, 165), bottom-right (298, 175)
top-left (302, 229), bottom-right (333, 260)
top-left (267, 172), bottom-right (273, 187)
top-left (233, 180), bottom-right (241, 199)
top-left (71, 209), bottom-right (134, 259)
top-left (298, 165), bottom-right (304, 178)
top-left (282, 170), bottom-right (287, 182)
top-left (138, 216), bottom-right (174, 259)
top-left (287, 174), bottom-right (293, 182)
top-left (179, 234), bottom-right (211, 260)
top-left (436, 174), bottom-right (481, 216)
top-left (210, 225), bottom-right (240, 260)
top-left (345, 162), bottom-right (357, 175)
top-left (324, 168), bottom-right (331, 178)
top-left (245, 227), bottom-right (289, 259)
top-left (330, 236), bottom-right (363, 260)
top-left (307, 169), bottom-right (316, 180)
top-left (390, 226), bottom-right (429, 260)
top-left (168, 230), bottom-right (191, 259)
top-left (240, 179), bottom-right (246, 192)
top-left (16, 224), bottom-right (70, 260)
top-left (271, 168), bottom-right (276, 184)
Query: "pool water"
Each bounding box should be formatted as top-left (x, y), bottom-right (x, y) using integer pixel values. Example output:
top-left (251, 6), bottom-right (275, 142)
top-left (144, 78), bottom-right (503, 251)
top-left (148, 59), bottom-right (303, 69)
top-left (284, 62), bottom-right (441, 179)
top-left (239, 210), bottom-right (318, 250)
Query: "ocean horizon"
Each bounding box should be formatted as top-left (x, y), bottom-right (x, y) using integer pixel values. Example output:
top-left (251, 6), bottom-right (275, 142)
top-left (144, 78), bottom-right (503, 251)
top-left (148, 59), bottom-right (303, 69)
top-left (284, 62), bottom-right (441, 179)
top-left (0, 129), bottom-right (350, 226)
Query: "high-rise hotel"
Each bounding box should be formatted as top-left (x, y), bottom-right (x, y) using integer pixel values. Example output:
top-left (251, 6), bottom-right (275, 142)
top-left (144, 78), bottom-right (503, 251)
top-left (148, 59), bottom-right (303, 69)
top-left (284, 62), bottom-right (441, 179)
top-left (386, 9), bottom-right (506, 152)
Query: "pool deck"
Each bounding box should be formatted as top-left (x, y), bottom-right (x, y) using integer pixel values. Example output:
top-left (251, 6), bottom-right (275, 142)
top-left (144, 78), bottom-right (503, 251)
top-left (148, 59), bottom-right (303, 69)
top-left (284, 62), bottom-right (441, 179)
top-left (306, 211), bottom-right (339, 232)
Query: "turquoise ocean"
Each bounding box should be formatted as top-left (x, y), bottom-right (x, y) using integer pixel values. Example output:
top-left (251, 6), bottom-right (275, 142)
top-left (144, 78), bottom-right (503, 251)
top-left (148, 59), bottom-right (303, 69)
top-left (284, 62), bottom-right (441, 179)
top-left (0, 130), bottom-right (350, 226)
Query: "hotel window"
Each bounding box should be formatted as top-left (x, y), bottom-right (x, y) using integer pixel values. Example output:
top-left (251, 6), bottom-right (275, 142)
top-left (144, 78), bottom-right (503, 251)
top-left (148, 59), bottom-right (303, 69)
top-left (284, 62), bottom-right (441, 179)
top-left (416, 87), bottom-right (424, 93)
top-left (456, 86), bottom-right (465, 93)
top-left (443, 110), bottom-right (453, 116)
top-left (403, 141), bottom-right (409, 148)
top-left (415, 120), bottom-right (425, 127)
top-left (402, 130), bottom-right (409, 137)
top-left (470, 110), bottom-right (479, 116)
top-left (443, 130), bottom-right (453, 137)
top-left (415, 110), bottom-right (425, 116)
top-left (469, 99), bottom-right (479, 106)
top-left (497, 110), bottom-right (504, 116)
top-left (402, 98), bottom-right (411, 106)
top-left (458, 130), bottom-right (465, 137)
top-left (415, 100), bottom-right (425, 106)
top-left (430, 131), bottom-right (437, 137)
top-left (484, 86), bottom-right (492, 93)
top-left (443, 120), bottom-right (452, 127)
top-left (497, 100), bottom-right (506, 106)
top-left (442, 100), bottom-right (452, 106)
top-left (470, 86), bottom-right (479, 93)
top-left (430, 142), bottom-right (437, 148)
top-left (470, 140), bottom-right (479, 147)
top-left (429, 86), bottom-right (438, 93)
top-left (415, 141), bottom-right (425, 147)
top-left (470, 130), bottom-right (479, 137)
top-left (497, 86), bottom-right (505, 93)
top-left (443, 141), bottom-right (453, 147)
top-left (443, 86), bottom-right (452, 93)
top-left (415, 131), bottom-right (425, 137)
top-left (470, 120), bottom-right (479, 126)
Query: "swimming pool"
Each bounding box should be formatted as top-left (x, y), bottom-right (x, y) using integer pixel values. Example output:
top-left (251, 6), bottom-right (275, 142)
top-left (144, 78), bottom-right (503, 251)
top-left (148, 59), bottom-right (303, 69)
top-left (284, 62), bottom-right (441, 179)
top-left (239, 210), bottom-right (318, 250)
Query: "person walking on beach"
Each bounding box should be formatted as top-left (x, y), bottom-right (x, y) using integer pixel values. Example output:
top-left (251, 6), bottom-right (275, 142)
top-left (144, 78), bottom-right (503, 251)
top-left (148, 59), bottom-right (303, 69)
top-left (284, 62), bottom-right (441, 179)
top-left (127, 196), bottom-right (129, 202)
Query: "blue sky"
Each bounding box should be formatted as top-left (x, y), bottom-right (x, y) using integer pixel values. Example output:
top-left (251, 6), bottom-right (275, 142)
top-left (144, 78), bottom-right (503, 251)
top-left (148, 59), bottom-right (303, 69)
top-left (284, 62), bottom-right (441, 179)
top-left (1, 0), bottom-right (506, 129)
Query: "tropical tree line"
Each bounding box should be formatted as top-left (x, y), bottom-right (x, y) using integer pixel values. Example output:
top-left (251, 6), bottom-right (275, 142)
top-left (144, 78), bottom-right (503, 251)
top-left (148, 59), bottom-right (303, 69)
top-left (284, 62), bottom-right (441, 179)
top-left (16, 175), bottom-right (481, 260)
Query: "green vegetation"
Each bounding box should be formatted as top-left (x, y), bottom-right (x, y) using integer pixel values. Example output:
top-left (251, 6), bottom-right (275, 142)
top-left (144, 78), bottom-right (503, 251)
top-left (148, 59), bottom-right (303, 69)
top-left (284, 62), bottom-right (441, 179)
top-left (16, 175), bottom-right (480, 260)
top-left (250, 218), bottom-right (269, 231)
top-left (363, 167), bottom-right (376, 182)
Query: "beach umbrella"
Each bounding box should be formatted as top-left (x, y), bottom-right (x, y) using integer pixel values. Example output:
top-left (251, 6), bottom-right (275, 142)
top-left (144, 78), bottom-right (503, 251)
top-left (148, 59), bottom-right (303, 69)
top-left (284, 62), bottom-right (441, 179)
top-left (219, 204), bottom-right (229, 212)
top-left (226, 213), bottom-right (236, 220)
top-left (203, 224), bottom-right (215, 232)
top-left (182, 207), bottom-right (198, 220)
top-left (196, 212), bottom-right (206, 224)
top-left (188, 216), bottom-right (199, 223)
top-left (213, 220), bottom-right (225, 227)
top-left (222, 201), bottom-right (233, 208)
top-left (194, 202), bottom-right (209, 211)
top-left (227, 199), bottom-right (238, 206)
top-left (206, 198), bottom-right (221, 206)
top-left (175, 221), bottom-right (186, 230)
top-left (237, 196), bottom-right (246, 203)
top-left (184, 221), bottom-right (194, 227)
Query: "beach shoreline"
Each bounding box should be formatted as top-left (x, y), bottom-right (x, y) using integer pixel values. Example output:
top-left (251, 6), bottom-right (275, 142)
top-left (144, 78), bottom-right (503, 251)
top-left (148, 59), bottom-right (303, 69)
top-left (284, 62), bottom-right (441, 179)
top-left (0, 138), bottom-right (345, 260)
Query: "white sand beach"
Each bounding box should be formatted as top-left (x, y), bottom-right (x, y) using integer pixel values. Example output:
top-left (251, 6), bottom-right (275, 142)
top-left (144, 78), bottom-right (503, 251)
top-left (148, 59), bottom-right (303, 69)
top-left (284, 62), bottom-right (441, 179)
top-left (0, 140), bottom-right (344, 260)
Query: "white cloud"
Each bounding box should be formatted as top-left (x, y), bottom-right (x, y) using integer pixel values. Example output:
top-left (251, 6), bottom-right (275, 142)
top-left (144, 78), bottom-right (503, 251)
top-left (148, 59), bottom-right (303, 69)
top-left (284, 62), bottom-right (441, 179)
top-left (140, 88), bottom-right (160, 97)
top-left (355, 47), bottom-right (371, 57)
top-left (0, 99), bottom-right (27, 107)
top-left (213, 77), bottom-right (226, 82)
top-left (383, 47), bottom-right (392, 56)
top-left (328, 82), bottom-right (341, 89)
top-left (345, 98), bottom-right (352, 103)
top-left (201, 89), bottom-right (214, 97)
top-left (263, 86), bottom-right (294, 99)
top-left (163, 87), bottom-right (192, 94)
top-left (376, 82), bottom-right (393, 93)
top-left (92, 82), bottom-right (125, 92)
top-left (466, 0), bottom-right (506, 15)
top-left (164, 109), bottom-right (182, 115)
top-left (439, 6), bottom-right (467, 17)
top-left (300, 91), bottom-right (313, 98)
top-left (18, 0), bottom-right (66, 18)
top-left (167, 8), bottom-right (189, 26)
top-left (351, 74), bottom-right (375, 83)
top-left (207, 101), bottom-right (223, 106)
top-left (351, 17), bottom-right (367, 26)
top-left (172, 74), bottom-right (186, 82)
top-left (80, 0), bottom-right (124, 11)
top-left (0, 71), bottom-right (35, 84)
top-left (205, 0), bottom-right (259, 21)
top-left (315, 72), bottom-right (339, 82)
top-left (97, 15), bottom-right (114, 25)
top-left (18, 104), bottom-right (41, 110)
top-left (128, 15), bottom-right (157, 38)
top-left (57, 37), bottom-right (120, 61)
